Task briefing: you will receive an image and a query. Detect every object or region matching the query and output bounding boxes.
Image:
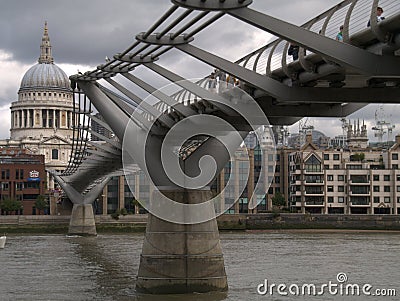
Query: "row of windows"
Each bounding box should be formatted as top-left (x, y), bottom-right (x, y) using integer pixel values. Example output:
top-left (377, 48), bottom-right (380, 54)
top-left (324, 154), bottom-right (340, 160)
top-left (327, 175), bottom-right (345, 181)
top-left (311, 153), bottom-right (399, 162)
top-left (0, 182), bottom-right (40, 191)
top-left (22, 92), bottom-right (70, 98)
top-left (292, 196), bottom-right (400, 204)
top-left (307, 174), bottom-right (400, 181)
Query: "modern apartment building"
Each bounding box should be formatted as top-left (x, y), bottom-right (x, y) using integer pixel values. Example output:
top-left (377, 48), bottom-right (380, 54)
top-left (289, 133), bottom-right (400, 215)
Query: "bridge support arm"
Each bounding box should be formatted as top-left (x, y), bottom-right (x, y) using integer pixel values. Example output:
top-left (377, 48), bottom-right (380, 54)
top-left (77, 81), bottom-right (131, 141)
top-left (51, 173), bottom-right (112, 236)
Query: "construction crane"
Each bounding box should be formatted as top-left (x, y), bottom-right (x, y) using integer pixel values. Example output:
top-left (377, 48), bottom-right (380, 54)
top-left (371, 106), bottom-right (395, 146)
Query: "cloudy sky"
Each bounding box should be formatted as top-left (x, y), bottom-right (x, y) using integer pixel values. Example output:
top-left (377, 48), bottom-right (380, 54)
top-left (1, 0), bottom-right (399, 142)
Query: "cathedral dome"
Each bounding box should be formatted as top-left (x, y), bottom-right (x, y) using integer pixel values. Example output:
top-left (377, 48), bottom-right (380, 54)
top-left (19, 21), bottom-right (71, 92)
top-left (20, 63), bottom-right (70, 90)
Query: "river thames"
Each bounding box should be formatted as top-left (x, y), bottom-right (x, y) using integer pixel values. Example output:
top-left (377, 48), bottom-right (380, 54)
top-left (0, 231), bottom-right (399, 300)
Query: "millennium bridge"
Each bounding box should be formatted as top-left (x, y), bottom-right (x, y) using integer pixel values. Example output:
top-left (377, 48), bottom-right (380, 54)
top-left (51, 0), bottom-right (400, 294)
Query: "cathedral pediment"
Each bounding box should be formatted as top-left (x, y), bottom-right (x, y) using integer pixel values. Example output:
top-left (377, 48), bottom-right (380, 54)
top-left (40, 135), bottom-right (71, 145)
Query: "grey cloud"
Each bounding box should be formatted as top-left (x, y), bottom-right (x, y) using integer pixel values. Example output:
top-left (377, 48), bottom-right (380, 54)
top-left (0, 0), bottom-right (341, 66)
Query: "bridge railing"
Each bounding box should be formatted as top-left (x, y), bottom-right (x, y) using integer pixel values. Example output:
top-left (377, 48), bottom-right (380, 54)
top-left (236, 0), bottom-right (400, 76)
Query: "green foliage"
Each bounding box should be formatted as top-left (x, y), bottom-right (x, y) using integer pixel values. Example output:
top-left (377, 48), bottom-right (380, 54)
top-left (120, 208), bottom-right (128, 216)
top-left (35, 195), bottom-right (49, 214)
top-left (351, 153), bottom-right (365, 162)
top-left (0, 198), bottom-right (23, 213)
top-left (111, 209), bottom-right (120, 220)
top-left (271, 192), bottom-right (286, 208)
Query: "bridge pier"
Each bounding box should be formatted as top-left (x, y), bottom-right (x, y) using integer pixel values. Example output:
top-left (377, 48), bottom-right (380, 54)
top-left (136, 189), bottom-right (228, 294)
top-left (69, 203), bottom-right (97, 236)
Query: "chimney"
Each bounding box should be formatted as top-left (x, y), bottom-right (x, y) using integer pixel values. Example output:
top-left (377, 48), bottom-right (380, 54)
top-left (396, 135), bottom-right (400, 145)
top-left (306, 133), bottom-right (313, 144)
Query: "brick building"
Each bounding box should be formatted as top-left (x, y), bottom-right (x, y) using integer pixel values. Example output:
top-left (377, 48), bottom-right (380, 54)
top-left (0, 148), bottom-right (47, 215)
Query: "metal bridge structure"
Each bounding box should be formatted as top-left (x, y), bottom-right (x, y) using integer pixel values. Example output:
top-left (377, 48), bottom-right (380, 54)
top-left (52, 0), bottom-right (400, 294)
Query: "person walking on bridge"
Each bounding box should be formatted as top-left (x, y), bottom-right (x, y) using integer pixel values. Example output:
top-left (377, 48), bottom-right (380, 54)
top-left (336, 25), bottom-right (344, 42)
top-left (367, 6), bottom-right (385, 27)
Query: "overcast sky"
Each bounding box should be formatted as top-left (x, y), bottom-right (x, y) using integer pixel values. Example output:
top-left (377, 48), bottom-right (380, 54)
top-left (1, 0), bottom-right (399, 142)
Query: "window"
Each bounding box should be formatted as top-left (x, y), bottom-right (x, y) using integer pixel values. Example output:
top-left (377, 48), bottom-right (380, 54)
top-left (1, 182), bottom-right (9, 191)
top-left (328, 197), bottom-right (334, 203)
top-left (333, 154), bottom-right (340, 160)
top-left (305, 155), bottom-right (321, 172)
top-left (333, 164), bottom-right (340, 170)
top-left (397, 175), bottom-right (400, 181)
top-left (327, 186), bottom-right (333, 192)
top-left (397, 186), bottom-right (400, 192)
top-left (384, 186), bottom-right (390, 192)
top-left (338, 197), bottom-right (345, 203)
top-left (384, 197), bottom-right (391, 203)
top-left (16, 182), bottom-right (23, 191)
top-left (373, 175), bottom-right (380, 181)
top-left (52, 149), bottom-right (59, 160)
top-left (15, 169), bottom-right (23, 180)
top-left (338, 186), bottom-right (345, 192)
top-left (324, 165), bottom-right (330, 170)
top-left (327, 175), bottom-right (333, 181)
top-left (392, 153), bottom-right (398, 160)
top-left (384, 175), bottom-right (390, 181)
top-left (398, 197), bottom-right (400, 204)
top-left (373, 186), bottom-right (380, 192)
top-left (393, 164), bottom-right (398, 170)
top-left (338, 175), bottom-right (344, 181)
top-left (324, 154), bottom-right (329, 160)
top-left (374, 197), bottom-right (380, 203)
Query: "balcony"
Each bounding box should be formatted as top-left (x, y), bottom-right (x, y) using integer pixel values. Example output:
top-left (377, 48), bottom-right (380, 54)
top-left (304, 180), bottom-right (324, 185)
top-left (305, 200), bottom-right (324, 206)
top-left (304, 169), bottom-right (324, 174)
top-left (349, 190), bottom-right (370, 196)
top-left (349, 180), bottom-right (370, 185)
top-left (350, 200), bottom-right (370, 206)
top-left (305, 191), bottom-right (324, 196)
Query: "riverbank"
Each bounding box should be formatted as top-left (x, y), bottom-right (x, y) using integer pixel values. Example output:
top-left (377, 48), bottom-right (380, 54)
top-left (0, 213), bottom-right (400, 233)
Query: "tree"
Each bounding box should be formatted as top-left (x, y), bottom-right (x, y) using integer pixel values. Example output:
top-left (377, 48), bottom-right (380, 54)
top-left (0, 198), bottom-right (22, 215)
top-left (271, 192), bottom-right (286, 208)
top-left (351, 153), bottom-right (365, 162)
top-left (35, 195), bottom-right (49, 215)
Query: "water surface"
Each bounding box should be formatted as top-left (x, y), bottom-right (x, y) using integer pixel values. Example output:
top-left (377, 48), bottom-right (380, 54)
top-left (0, 231), bottom-right (399, 300)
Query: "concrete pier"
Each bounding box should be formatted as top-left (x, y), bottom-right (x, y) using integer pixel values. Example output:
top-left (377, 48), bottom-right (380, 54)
top-left (68, 204), bottom-right (97, 236)
top-left (136, 189), bottom-right (228, 294)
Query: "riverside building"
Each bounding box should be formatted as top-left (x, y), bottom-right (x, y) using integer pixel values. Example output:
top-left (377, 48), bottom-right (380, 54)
top-left (289, 125), bottom-right (400, 215)
top-left (0, 148), bottom-right (46, 214)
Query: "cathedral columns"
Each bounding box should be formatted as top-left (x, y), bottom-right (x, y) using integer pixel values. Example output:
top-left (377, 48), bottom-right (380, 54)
top-left (18, 111), bottom-right (20, 128)
top-left (27, 109), bottom-right (30, 128)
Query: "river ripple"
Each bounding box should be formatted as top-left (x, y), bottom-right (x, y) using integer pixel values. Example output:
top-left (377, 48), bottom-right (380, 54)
top-left (0, 231), bottom-right (399, 301)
